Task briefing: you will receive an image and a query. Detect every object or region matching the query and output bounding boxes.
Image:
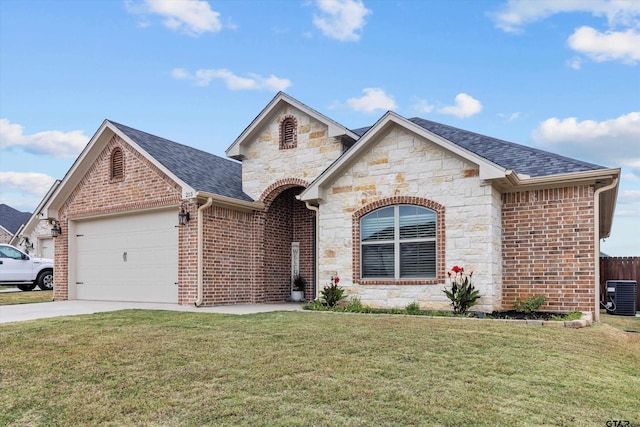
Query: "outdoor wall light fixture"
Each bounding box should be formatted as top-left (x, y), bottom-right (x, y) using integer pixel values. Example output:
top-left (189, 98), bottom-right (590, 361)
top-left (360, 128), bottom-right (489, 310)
top-left (178, 206), bottom-right (190, 226)
top-left (51, 221), bottom-right (62, 238)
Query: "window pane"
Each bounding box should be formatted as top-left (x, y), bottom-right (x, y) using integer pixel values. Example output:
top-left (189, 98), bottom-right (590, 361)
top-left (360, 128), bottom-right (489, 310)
top-left (362, 244), bottom-right (394, 278)
top-left (400, 241), bottom-right (436, 278)
top-left (399, 205), bottom-right (436, 239)
top-left (361, 207), bottom-right (395, 241)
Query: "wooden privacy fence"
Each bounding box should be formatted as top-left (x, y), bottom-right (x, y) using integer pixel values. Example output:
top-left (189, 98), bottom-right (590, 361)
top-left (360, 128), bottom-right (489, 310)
top-left (600, 257), bottom-right (640, 308)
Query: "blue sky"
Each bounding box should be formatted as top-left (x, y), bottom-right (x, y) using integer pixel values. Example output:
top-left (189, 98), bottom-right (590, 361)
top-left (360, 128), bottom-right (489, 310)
top-left (0, 0), bottom-right (638, 255)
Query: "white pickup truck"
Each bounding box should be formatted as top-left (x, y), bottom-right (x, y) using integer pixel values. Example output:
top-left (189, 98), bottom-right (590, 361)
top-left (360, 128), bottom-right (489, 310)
top-left (0, 243), bottom-right (54, 291)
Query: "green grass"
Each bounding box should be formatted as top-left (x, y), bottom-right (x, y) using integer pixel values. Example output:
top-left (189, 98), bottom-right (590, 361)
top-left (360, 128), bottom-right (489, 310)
top-left (1, 310), bottom-right (639, 426)
top-left (0, 290), bottom-right (52, 305)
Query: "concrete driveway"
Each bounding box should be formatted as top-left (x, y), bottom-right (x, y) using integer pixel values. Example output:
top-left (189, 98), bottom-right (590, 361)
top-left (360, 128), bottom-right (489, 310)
top-left (0, 300), bottom-right (303, 324)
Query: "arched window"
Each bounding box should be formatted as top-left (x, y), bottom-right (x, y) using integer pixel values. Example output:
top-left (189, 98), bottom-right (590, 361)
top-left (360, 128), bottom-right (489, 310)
top-left (110, 147), bottom-right (124, 180)
top-left (279, 116), bottom-right (297, 149)
top-left (360, 205), bottom-right (437, 279)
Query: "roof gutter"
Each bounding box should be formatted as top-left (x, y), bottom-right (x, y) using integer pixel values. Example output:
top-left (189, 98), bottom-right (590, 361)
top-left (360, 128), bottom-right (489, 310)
top-left (194, 191), bottom-right (264, 212)
top-left (593, 177), bottom-right (619, 322)
top-left (501, 168), bottom-right (620, 191)
top-left (195, 197), bottom-right (214, 307)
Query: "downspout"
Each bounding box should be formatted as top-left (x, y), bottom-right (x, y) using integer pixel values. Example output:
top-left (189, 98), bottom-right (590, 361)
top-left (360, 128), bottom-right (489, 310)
top-left (593, 178), bottom-right (618, 321)
top-left (195, 197), bottom-right (214, 307)
top-left (304, 201), bottom-right (320, 301)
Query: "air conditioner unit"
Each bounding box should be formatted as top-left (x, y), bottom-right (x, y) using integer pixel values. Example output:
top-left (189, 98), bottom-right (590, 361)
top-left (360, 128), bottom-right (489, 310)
top-left (605, 280), bottom-right (637, 316)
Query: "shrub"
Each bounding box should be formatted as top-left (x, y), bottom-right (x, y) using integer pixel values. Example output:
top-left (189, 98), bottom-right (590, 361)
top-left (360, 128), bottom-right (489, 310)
top-left (443, 265), bottom-right (481, 315)
top-left (321, 276), bottom-right (346, 308)
top-left (513, 295), bottom-right (546, 313)
top-left (405, 301), bottom-right (422, 315)
top-left (345, 296), bottom-right (364, 312)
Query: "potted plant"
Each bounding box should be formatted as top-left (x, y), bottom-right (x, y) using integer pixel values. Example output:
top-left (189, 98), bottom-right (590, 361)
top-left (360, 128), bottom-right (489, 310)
top-left (291, 274), bottom-right (306, 302)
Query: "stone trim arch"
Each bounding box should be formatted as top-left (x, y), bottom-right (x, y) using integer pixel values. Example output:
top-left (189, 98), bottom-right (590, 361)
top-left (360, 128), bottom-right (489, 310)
top-left (352, 196), bottom-right (446, 285)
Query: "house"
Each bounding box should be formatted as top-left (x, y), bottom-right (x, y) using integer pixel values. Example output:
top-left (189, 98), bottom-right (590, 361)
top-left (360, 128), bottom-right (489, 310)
top-left (44, 92), bottom-right (620, 320)
top-left (9, 181), bottom-right (60, 258)
top-left (0, 204), bottom-right (32, 245)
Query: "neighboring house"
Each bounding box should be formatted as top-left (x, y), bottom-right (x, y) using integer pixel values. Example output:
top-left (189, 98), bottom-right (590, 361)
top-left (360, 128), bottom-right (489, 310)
top-left (0, 204), bottom-right (32, 245)
top-left (9, 181), bottom-right (61, 258)
top-left (44, 92), bottom-right (620, 320)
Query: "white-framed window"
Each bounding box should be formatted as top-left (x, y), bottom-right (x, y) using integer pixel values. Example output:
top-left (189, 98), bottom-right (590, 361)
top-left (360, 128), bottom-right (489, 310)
top-left (360, 205), bottom-right (437, 279)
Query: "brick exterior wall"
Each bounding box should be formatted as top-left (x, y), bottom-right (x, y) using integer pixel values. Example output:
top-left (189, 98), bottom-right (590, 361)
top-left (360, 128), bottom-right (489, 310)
top-left (53, 135), bottom-right (182, 301)
top-left (502, 186), bottom-right (595, 313)
top-left (257, 180), bottom-right (315, 302)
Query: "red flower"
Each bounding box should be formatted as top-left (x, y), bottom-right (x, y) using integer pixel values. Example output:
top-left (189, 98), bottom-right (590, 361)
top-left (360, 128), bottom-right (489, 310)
top-left (447, 272), bottom-right (452, 277)
top-left (452, 266), bottom-right (461, 273)
top-left (333, 276), bottom-right (340, 284)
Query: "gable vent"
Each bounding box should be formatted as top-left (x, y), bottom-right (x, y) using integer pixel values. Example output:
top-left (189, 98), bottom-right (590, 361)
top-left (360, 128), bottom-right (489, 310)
top-left (110, 147), bottom-right (124, 180)
top-left (279, 116), bottom-right (297, 150)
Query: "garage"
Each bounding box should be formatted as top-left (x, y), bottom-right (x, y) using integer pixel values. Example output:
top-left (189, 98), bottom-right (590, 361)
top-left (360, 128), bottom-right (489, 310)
top-left (73, 208), bottom-right (178, 303)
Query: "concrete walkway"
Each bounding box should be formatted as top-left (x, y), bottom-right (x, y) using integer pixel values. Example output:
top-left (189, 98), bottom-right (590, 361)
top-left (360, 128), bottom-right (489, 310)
top-left (0, 300), bottom-right (303, 324)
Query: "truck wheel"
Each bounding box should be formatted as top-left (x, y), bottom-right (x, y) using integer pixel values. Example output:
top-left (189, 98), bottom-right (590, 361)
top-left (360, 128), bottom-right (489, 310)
top-left (17, 283), bottom-right (37, 291)
top-left (37, 270), bottom-right (54, 291)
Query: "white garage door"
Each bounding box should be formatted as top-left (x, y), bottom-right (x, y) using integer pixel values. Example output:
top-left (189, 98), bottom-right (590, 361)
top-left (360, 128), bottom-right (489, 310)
top-left (75, 209), bottom-right (178, 303)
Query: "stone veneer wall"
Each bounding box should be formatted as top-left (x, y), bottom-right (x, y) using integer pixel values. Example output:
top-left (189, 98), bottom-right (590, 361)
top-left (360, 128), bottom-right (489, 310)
top-left (53, 135), bottom-right (182, 302)
top-left (319, 126), bottom-right (503, 312)
top-left (502, 186), bottom-right (595, 313)
top-left (241, 106), bottom-right (344, 200)
top-left (0, 228), bottom-right (12, 244)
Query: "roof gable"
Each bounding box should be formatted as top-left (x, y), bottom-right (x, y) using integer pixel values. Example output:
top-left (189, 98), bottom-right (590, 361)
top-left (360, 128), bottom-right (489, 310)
top-left (226, 92), bottom-right (358, 160)
top-left (407, 118), bottom-right (605, 177)
top-left (47, 120), bottom-right (253, 218)
top-left (0, 204), bottom-right (32, 235)
top-left (110, 122), bottom-right (252, 202)
top-left (301, 112), bottom-right (507, 201)
top-left (352, 118), bottom-right (605, 177)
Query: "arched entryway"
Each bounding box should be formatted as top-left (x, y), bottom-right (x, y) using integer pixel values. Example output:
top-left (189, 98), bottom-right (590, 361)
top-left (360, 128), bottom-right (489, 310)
top-left (259, 181), bottom-right (315, 302)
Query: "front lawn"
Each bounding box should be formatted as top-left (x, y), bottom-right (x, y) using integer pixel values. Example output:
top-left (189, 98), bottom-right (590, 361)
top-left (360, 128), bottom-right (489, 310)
top-left (1, 310), bottom-right (638, 426)
top-left (0, 290), bottom-right (52, 305)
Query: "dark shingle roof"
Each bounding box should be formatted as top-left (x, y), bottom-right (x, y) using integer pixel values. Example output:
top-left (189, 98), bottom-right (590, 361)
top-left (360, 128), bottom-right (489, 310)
top-left (0, 204), bottom-right (31, 235)
top-left (351, 117), bottom-right (605, 178)
top-left (109, 121), bottom-right (253, 202)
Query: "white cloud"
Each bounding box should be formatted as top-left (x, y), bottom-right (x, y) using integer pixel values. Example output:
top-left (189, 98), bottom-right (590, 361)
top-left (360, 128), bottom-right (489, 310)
top-left (346, 88), bottom-right (397, 113)
top-left (498, 112), bottom-right (521, 121)
top-left (489, 0), bottom-right (640, 34)
top-left (438, 93), bottom-right (483, 118)
top-left (0, 172), bottom-right (56, 196)
top-left (413, 98), bottom-right (435, 114)
top-left (567, 56), bottom-right (583, 69)
top-left (489, 0), bottom-right (640, 66)
top-left (171, 68), bottom-right (291, 91)
top-left (568, 26), bottom-right (640, 64)
top-left (618, 189), bottom-right (640, 204)
top-left (531, 112), bottom-right (640, 169)
top-left (126, 0), bottom-right (222, 36)
top-left (313, 0), bottom-right (371, 41)
top-left (0, 119), bottom-right (88, 158)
